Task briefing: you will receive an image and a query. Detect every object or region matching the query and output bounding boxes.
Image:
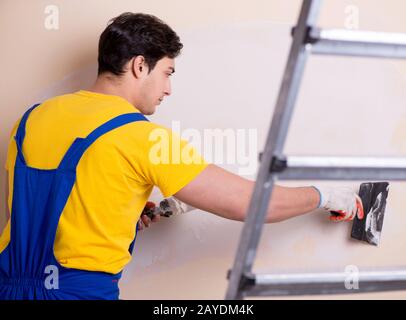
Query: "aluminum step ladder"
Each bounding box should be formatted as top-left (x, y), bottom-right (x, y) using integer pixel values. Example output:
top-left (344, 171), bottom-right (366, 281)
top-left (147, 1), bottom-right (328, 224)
top-left (225, 0), bottom-right (406, 300)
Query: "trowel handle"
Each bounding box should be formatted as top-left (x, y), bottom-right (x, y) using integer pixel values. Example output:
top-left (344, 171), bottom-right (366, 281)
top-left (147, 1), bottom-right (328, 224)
top-left (141, 201), bottom-right (161, 220)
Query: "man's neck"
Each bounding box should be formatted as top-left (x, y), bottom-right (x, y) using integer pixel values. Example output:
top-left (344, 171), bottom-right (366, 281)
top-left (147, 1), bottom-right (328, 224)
top-left (88, 75), bottom-right (136, 107)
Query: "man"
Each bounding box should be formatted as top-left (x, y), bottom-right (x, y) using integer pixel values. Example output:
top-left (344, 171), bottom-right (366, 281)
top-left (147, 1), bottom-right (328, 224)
top-left (0, 13), bottom-right (363, 300)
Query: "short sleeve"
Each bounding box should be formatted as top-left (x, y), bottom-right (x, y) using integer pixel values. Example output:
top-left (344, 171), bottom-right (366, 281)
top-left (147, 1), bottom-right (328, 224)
top-left (4, 118), bottom-right (21, 171)
top-left (133, 123), bottom-right (210, 198)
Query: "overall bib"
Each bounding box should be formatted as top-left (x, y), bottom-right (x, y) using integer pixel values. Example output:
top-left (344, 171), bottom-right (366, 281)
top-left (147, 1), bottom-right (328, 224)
top-left (0, 104), bottom-right (148, 299)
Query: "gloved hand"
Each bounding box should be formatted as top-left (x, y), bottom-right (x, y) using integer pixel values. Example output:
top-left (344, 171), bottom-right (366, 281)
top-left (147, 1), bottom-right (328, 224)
top-left (138, 201), bottom-right (161, 230)
top-left (312, 186), bottom-right (364, 222)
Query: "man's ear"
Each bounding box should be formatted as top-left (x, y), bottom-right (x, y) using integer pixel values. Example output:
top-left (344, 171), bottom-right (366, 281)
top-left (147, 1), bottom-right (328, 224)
top-left (131, 55), bottom-right (148, 79)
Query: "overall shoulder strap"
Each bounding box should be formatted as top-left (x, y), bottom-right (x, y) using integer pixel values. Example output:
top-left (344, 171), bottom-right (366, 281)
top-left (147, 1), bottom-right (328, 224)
top-left (14, 104), bottom-right (41, 165)
top-left (58, 112), bottom-right (149, 171)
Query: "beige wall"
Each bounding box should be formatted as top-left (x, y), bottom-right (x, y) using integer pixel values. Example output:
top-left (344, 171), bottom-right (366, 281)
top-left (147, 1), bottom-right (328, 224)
top-left (1, 0), bottom-right (406, 299)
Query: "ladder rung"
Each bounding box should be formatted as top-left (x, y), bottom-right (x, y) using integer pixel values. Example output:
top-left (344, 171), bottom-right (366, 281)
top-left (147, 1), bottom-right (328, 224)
top-left (307, 28), bottom-right (406, 59)
top-left (276, 156), bottom-right (406, 180)
top-left (288, 156), bottom-right (406, 168)
top-left (241, 269), bottom-right (406, 297)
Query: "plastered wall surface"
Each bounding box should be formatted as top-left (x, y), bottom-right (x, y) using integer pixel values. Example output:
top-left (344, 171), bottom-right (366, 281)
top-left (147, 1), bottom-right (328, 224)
top-left (1, 0), bottom-right (406, 299)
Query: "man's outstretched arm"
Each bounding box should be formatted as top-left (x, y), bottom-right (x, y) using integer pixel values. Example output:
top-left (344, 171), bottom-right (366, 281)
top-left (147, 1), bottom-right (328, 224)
top-left (174, 164), bottom-right (363, 223)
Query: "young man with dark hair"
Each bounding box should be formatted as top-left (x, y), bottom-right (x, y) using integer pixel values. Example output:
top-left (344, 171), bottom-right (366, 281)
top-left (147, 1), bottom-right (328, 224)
top-left (1, 13), bottom-right (363, 300)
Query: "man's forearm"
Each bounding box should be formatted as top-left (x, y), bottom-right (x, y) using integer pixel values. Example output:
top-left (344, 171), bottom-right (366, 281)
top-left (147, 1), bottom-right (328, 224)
top-left (172, 164), bottom-right (321, 223)
top-left (265, 185), bottom-right (320, 223)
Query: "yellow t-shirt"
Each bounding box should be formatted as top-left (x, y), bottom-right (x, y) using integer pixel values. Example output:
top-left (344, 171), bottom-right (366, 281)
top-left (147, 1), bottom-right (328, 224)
top-left (0, 90), bottom-right (209, 274)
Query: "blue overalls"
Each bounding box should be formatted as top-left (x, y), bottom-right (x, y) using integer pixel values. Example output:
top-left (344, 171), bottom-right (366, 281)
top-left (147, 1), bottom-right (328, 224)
top-left (0, 104), bottom-right (148, 300)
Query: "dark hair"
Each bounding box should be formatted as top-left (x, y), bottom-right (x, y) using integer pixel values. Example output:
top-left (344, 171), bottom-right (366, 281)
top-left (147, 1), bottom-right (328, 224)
top-left (97, 13), bottom-right (183, 76)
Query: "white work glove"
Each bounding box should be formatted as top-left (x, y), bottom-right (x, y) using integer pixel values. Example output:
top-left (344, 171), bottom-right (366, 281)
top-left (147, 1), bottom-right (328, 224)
top-left (139, 197), bottom-right (195, 230)
top-left (312, 186), bottom-right (364, 222)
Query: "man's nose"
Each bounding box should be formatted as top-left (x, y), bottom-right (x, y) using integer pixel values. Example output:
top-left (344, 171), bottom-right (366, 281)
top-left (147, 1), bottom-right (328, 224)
top-left (164, 81), bottom-right (172, 96)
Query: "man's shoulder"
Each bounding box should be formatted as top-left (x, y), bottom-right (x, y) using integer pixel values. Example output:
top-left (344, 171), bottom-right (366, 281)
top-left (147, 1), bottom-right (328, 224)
top-left (125, 120), bottom-right (172, 135)
top-left (40, 92), bottom-right (78, 107)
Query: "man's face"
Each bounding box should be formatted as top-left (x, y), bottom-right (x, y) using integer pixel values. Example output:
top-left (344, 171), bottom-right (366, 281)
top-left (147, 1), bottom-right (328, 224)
top-left (137, 56), bottom-right (175, 115)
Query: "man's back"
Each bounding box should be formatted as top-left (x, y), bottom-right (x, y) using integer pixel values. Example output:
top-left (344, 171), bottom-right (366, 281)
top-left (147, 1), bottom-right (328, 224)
top-left (1, 90), bottom-right (208, 274)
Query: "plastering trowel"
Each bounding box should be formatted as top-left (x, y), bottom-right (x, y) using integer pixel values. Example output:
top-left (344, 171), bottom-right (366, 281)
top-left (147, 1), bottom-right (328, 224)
top-left (141, 197), bottom-right (195, 219)
top-left (350, 182), bottom-right (390, 246)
